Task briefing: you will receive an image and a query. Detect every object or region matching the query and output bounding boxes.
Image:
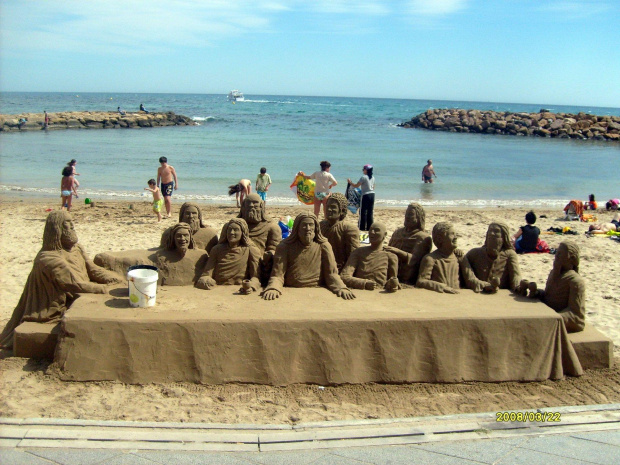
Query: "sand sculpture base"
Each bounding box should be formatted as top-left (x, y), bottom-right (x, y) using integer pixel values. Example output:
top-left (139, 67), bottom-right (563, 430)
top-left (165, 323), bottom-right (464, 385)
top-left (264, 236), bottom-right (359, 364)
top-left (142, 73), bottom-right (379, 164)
top-left (568, 326), bottom-right (614, 370)
top-left (14, 322), bottom-right (60, 359)
top-left (47, 286), bottom-right (615, 385)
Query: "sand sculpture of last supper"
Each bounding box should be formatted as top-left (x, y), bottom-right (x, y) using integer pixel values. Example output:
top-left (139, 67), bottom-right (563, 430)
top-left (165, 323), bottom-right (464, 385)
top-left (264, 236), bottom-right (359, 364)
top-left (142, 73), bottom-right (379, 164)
top-left (0, 202), bottom-right (613, 385)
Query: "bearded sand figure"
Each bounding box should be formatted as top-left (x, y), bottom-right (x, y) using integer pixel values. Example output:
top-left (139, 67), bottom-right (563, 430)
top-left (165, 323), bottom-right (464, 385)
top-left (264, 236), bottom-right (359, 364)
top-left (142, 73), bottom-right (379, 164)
top-left (517, 242), bottom-right (586, 333)
top-left (416, 222), bottom-right (461, 294)
top-left (319, 193), bottom-right (360, 272)
top-left (238, 193), bottom-right (281, 284)
top-left (195, 218), bottom-right (261, 292)
top-left (340, 222), bottom-right (400, 291)
top-left (385, 202), bottom-right (432, 283)
top-left (0, 211), bottom-right (122, 349)
top-left (160, 202), bottom-right (218, 253)
top-left (461, 222), bottom-right (521, 293)
top-left (262, 212), bottom-right (355, 301)
top-left (95, 222), bottom-right (208, 286)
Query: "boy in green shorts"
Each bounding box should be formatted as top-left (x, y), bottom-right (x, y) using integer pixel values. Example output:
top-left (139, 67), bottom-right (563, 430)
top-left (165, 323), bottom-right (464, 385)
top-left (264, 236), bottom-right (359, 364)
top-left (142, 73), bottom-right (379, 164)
top-left (145, 179), bottom-right (163, 222)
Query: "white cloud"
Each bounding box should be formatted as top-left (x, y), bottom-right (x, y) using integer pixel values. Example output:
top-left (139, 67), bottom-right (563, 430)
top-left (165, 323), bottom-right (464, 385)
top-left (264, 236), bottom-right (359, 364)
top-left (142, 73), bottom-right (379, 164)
top-left (406, 0), bottom-right (468, 16)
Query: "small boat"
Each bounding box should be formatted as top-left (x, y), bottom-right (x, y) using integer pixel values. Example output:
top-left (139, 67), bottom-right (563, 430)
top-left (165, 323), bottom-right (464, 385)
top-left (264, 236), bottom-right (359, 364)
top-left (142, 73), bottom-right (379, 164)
top-left (228, 90), bottom-right (245, 102)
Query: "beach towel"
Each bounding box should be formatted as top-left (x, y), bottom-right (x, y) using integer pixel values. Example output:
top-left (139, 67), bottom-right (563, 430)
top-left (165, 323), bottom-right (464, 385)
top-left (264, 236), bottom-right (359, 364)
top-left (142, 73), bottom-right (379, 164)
top-left (290, 175), bottom-right (315, 205)
top-left (345, 182), bottom-right (362, 213)
top-left (580, 213), bottom-right (597, 222)
top-left (563, 200), bottom-right (584, 220)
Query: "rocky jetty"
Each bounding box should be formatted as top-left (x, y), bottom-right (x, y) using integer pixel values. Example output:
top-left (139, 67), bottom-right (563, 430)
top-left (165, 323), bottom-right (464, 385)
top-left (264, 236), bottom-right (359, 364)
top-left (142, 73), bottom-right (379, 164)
top-left (399, 109), bottom-right (620, 141)
top-left (0, 111), bottom-right (196, 132)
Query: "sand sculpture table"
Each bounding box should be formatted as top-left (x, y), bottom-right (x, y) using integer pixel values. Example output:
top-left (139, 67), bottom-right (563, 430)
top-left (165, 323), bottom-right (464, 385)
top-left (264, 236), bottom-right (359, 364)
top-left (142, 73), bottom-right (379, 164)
top-left (49, 286), bottom-right (609, 385)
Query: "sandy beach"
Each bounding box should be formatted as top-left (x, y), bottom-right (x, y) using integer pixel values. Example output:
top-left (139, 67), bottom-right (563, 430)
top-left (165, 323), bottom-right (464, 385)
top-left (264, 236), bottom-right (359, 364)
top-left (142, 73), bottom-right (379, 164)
top-left (1, 197), bottom-right (619, 424)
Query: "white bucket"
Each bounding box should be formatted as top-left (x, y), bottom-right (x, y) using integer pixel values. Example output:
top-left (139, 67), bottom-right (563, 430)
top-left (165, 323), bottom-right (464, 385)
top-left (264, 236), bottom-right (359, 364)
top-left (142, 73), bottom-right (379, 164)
top-left (127, 267), bottom-right (158, 307)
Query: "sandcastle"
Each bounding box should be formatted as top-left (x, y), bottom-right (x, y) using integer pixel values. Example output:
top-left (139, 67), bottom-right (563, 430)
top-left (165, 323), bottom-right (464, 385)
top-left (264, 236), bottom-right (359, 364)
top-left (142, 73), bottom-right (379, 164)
top-left (1, 204), bottom-right (613, 385)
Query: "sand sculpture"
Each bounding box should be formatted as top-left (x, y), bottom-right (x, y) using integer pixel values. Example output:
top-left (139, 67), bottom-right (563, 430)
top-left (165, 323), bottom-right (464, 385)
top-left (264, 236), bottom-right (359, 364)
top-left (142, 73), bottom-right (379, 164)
top-left (95, 222), bottom-right (208, 286)
top-left (238, 194), bottom-right (281, 284)
top-left (195, 218), bottom-right (261, 292)
top-left (461, 222), bottom-right (521, 293)
top-left (160, 202), bottom-right (218, 253)
top-left (340, 222), bottom-right (400, 291)
top-left (517, 242), bottom-right (586, 333)
top-left (262, 212), bottom-right (355, 300)
top-left (384, 202), bottom-right (433, 283)
top-left (417, 222), bottom-right (461, 294)
top-left (319, 193), bottom-right (360, 272)
top-left (0, 211), bottom-right (122, 349)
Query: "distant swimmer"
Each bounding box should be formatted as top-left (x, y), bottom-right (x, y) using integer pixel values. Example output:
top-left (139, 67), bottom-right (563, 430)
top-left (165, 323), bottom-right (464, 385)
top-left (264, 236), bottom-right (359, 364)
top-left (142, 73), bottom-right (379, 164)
top-left (422, 159), bottom-right (437, 183)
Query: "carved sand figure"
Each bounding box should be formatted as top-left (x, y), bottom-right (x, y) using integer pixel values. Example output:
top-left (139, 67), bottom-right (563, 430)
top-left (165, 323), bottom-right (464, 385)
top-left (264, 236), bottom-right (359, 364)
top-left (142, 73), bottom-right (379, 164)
top-left (384, 202), bottom-right (432, 283)
top-left (195, 218), bottom-right (261, 292)
top-left (319, 193), bottom-right (360, 272)
top-left (417, 222), bottom-right (461, 294)
top-left (95, 222), bottom-right (208, 286)
top-left (262, 212), bottom-right (355, 301)
top-left (0, 211), bottom-right (122, 349)
top-left (160, 202), bottom-right (218, 253)
top-left (517, 242), bottom-right (586, 333)
top-left (340, 222), bottom-right (400, 291)
top-left (461, 221), bottom-right (521, 293)
top-left (238, 193), bottom-right (282, 284)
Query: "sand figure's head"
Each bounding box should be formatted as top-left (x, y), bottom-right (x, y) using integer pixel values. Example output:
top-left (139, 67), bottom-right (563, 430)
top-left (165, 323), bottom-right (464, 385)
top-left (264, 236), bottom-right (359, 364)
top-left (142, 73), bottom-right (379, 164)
top-left (42, 211), bottom-right (77, 251)
top-left (286, 212), bottom-right (327, 247)
top-left (219, 218), bottom-right (251, 248)
top-left (485, 221), bottom-right (513, 258)
top-left (178, 203), bottom-right (203, 233)
top-left (165, 222), bottom-right (195, 255)
top-left (325, 193), bottom-right (348, 222)
top-left (553, 242), bottom-right (580, 276)
top-left (239, 193), bottom-right (267, 225)
top-left (432, 222), bottom-right (457, 254)
top-left (368, 222), bottom-right (387, 247)
top-left (404, 202), bottom-right (425, 231)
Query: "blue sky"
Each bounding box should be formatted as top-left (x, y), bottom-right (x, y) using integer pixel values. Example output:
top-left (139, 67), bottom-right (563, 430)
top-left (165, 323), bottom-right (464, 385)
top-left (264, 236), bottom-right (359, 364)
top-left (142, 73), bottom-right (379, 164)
top-left (1, 0), bottom-right (619, 107)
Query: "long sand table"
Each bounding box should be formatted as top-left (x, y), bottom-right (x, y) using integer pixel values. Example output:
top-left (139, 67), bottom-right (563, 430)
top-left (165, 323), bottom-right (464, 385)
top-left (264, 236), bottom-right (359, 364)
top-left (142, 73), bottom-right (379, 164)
top-left (52, 287), bottom-right (585, 385)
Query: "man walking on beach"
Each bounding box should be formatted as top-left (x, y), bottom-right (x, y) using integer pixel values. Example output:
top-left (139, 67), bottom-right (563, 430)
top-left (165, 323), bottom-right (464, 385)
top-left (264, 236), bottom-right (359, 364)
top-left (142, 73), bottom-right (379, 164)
top-left (157, 156), bottom-right (178, 218)
top-left (422, 159), bottom-right (437, 183)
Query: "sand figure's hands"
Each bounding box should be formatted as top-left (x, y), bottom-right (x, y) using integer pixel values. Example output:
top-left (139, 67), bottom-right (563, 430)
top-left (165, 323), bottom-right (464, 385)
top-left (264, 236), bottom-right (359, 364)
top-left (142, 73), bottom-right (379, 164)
top-left (383, 246), bottom-right (408, 260)
top-left (337, 289), bottom-right (356, 300)
top-left (443, 287), bottom-right (460, 294)
top-left (262, 289), bottom-right (281, 300)
top-left (364, 280), bottom-right (378, 290)
top-left (515, 279), bottom-right (529, 296)
top-left (195, 276), bottom-right (216, 290)
top-left (454, 248), bottom-right (464, 259)
top-left (385, 277), bottom-right (401, 293)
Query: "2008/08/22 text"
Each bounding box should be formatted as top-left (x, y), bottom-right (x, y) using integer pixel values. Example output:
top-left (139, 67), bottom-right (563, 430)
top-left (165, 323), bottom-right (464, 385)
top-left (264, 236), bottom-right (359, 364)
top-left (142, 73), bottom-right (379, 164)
top-left (496, 412), bottom-right (561, 422)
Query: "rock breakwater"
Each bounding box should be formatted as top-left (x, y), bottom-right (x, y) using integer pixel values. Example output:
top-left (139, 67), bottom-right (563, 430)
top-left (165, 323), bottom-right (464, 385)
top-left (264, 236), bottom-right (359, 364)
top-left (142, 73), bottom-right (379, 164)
top-left (399, 109), bottom-right (620, 141)
top-left (0, 111), bottom-right (196, 132)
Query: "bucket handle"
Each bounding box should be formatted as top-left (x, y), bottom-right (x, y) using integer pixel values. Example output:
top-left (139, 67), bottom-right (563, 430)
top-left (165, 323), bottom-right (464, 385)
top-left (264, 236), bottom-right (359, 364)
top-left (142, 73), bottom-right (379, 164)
top-left (129, 277), bottom-right (156, 301)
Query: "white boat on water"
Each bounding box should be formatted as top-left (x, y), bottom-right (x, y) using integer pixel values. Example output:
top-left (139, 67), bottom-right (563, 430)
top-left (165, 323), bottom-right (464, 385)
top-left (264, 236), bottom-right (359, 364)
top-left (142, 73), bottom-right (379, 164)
top-left (228, 90), bottom-right (245, 102)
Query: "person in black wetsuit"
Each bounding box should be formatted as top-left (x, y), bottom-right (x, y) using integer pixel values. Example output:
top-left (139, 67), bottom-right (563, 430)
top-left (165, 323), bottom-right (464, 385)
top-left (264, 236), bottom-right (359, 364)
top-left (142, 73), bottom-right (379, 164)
top-left (512, 211), bottom-right (540, 254)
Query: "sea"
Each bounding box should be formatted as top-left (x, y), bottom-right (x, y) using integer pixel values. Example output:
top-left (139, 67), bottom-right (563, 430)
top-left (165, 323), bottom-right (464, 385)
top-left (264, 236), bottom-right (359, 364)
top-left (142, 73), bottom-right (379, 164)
top-left (1, 92), bottom-right (619, 208)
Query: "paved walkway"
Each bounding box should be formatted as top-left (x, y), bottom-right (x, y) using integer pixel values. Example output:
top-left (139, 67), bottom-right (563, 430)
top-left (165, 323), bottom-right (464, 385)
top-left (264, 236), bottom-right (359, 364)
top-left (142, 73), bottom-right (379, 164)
top-left (2, 404), bottom-right (619, 465)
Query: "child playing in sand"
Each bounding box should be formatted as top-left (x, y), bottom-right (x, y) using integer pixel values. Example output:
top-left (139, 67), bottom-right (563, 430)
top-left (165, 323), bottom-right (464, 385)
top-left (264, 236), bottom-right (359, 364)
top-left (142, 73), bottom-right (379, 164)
top-left (60, 166), bottom-right (78, 211)
top-left (145, 179), bottom-right (163, 222)
top-left (228, 179), bottom-right (252, 208)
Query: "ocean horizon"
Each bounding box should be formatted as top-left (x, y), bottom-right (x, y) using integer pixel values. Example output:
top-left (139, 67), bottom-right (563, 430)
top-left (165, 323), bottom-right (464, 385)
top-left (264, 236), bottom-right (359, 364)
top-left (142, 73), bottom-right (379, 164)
top-left (1, 92), bottom-right (619, 209)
